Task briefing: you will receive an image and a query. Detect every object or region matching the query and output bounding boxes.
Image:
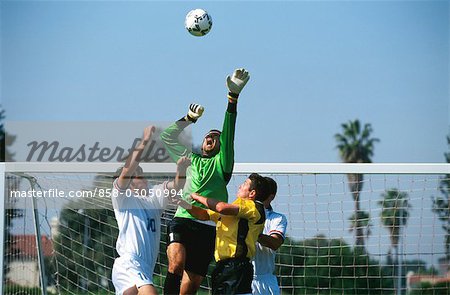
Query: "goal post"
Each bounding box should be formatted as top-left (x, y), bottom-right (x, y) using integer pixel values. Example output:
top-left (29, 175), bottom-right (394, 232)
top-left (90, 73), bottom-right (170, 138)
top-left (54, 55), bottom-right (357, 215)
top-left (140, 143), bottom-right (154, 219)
top-left (1, 162), bottom-right (449, 295)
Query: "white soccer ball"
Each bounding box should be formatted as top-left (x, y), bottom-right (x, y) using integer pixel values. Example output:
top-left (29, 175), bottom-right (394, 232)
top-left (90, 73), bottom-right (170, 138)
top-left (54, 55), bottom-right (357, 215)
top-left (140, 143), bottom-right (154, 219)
top-left (185, 9), bottom-right (212, 37)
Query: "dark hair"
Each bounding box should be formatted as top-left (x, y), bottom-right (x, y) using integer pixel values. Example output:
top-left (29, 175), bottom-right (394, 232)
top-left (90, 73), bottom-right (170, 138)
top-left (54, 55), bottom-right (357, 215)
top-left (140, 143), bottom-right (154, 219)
top-left (113, 165), bottom-right (143, 181)
top-left (264, 177), bottom-right (277, 196)
top-left (248, 173), bottom-right (269, 202)
top-left (114, 166), bottom-right (124, 180)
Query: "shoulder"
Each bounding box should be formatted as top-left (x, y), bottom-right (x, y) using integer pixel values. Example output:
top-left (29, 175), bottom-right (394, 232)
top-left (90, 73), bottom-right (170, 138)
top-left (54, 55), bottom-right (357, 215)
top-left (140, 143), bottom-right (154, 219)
top-left (235, 198), bottom-right (254, 207)
top-left (266, 210), bottom-right (288, 226)
top-left (268, 210), bottom-right (287, 221)
top-left (234, 198), bottom-right (258, 215)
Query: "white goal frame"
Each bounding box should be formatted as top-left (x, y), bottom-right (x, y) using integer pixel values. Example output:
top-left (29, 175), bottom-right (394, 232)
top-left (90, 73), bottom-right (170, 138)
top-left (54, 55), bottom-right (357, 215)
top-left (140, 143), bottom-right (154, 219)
top-left (3, 162), bottom-right (449, 174)
top-left (1, 162), bottom-right (448, 294)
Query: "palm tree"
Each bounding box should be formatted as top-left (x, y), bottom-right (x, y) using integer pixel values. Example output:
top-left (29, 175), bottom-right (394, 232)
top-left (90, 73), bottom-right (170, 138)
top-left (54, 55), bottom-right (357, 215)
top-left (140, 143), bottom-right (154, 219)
top-left (348, 211), bottom-right (372, 247)
top-left (335, 119), bottom-right (379, 249)
top-left (431, 135), bottom-right (450, 267)
top-left (379, 189), bottom-right (410, 256)
top-left (379, 189), bottom-right (411, 295)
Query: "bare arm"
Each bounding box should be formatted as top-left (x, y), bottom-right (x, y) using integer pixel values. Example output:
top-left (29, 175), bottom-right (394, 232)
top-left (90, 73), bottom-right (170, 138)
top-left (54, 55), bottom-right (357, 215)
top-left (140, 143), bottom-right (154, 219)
top-left (117, 126), bottom-right (155, 189)
top-left (167, 195), bottom-right (208, 220)
top-left (166, 156), bottom-right (191, 191)
top-left (258, 233), bottom-right (284, 251)
top-left (191, 193), bottom-right (239, 216)
top-left (185, 205), bottom-right (211, 221)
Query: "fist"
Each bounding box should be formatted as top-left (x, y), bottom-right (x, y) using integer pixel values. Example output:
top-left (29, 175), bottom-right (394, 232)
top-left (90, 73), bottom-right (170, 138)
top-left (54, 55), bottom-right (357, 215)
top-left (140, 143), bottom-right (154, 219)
top-left (187, 103), bottom-right (204, 122)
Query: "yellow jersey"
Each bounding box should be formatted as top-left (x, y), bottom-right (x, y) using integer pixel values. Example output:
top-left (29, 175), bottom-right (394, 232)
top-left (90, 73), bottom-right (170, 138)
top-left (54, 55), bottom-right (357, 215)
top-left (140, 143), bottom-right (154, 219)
top-left (208, 198), bottom-right (266, 262)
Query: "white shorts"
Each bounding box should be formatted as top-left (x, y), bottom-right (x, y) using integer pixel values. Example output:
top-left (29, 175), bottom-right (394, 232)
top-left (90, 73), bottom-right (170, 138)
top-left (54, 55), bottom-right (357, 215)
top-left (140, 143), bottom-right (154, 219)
top-left (252, 274), bottom-right (280, 295)
top-left (112, 255), bottom-right (154, 295)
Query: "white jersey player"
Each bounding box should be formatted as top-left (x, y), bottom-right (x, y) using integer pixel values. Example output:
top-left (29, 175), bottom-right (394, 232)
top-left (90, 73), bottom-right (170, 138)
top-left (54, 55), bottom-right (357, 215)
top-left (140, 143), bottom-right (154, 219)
top-left (252, 177), bottom-right (288, 295)
top-left (111, 125), bottom-right (190, 295)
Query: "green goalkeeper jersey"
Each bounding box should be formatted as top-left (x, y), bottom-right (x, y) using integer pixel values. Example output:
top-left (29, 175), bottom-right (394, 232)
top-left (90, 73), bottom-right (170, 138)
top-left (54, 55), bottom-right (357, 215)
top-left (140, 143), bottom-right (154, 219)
top-left (161, 105), bottom-right (236, 220)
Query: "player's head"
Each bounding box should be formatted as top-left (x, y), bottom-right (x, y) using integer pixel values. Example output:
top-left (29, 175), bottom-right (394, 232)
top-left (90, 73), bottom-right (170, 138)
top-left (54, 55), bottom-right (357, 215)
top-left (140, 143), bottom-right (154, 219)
top-left (130, 166), bottom-right (148, 189)
top-left (114, 165), bottom-right (148, 191)
top-left (238, 173), bottom-right (269, 202)
top-left (201, 129), bottom-right (221, 157)
top-left (264, 177), bottom-right (278, 208)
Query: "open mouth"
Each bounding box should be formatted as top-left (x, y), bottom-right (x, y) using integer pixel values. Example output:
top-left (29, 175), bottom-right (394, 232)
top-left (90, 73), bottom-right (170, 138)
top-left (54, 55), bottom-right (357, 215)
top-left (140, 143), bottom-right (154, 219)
top-left (205, 138), bottom-right (214, 147)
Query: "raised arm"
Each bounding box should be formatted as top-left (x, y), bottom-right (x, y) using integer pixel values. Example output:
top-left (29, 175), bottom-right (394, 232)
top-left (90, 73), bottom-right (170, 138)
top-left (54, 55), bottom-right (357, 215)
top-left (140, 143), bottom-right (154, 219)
top-left (166, 156), bottom-right (191, 191)
top-left (219, 69), bottom-right (250, 182)
top-left (117, 125), bottom-right (155, 189)
top-left (160, 103), bottom-right (204, 161)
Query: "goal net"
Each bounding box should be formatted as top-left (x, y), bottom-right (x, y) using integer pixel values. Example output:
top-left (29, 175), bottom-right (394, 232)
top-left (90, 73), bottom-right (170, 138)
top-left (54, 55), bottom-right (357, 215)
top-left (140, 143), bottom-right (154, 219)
top-left (1, 163), bottom-right (449, 295)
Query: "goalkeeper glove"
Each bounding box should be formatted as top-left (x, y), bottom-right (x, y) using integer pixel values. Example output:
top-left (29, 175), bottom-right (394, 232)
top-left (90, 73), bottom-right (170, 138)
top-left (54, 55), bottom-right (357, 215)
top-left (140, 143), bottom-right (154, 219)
top-left (226, 68), bottom-right (250, 101)
top-left (186, 103), bottom-right (204, 122)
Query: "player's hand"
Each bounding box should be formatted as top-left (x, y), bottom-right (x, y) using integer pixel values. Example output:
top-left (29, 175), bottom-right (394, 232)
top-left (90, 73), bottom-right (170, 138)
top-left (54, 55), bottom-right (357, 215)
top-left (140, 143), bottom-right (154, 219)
top-left (190, 193), bottom-right (201, 202)
top-left (186, 103), bottom-right (204, 122)
top-left (142, 125), bottom-right (156, 143)
top-left (226, 68), bottom-right (250, 99)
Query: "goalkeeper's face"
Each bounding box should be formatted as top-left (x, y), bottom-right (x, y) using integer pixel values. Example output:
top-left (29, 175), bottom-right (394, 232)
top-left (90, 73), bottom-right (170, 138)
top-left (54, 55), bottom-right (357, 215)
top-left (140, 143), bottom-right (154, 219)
top-left (201, 132), bottom-right (220, 157)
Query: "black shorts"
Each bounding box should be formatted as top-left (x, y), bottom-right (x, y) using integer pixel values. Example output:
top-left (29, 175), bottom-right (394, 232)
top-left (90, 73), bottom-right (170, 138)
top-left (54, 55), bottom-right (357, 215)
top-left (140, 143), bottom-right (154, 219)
top-left (211, 258), bottom-right (253, 295)
top-left (167, 217), bottom-right (216, 277)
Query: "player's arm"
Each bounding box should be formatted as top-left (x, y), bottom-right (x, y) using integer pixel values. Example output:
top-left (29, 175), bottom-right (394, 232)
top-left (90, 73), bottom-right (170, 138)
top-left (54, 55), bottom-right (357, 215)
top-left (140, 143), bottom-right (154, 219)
top-left (219, 69), bottom-right (250, 182)
top-left (117, 125), bottom-right (155, 189)
top-left (258, 214), bottom-right (288, 251)
top-left (165, 156), bottom-right (192, 208)
top-left (258, 233), bottom-right (284, 251)
top-left (166, 156), bottom-right (191, 191)
top-left (184, 204), bottom-right (211, 221)
top-left (160, 103), bottom-right (204, 161)
top-left (191, 193), bottom-right (239, 216)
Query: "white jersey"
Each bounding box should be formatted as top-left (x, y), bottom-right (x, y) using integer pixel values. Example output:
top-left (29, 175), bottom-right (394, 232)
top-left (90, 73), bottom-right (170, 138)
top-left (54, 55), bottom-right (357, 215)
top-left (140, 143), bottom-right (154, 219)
top-left (252, 208), bottom-right (287, 295)
top-left (112, 179), bottom-right (169, 272)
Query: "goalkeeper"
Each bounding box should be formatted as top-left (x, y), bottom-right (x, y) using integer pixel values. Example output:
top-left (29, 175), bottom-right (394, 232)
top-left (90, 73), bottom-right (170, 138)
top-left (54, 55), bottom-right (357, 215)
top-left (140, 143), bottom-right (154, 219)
top-left (161, 68), bottom-right (250, 295)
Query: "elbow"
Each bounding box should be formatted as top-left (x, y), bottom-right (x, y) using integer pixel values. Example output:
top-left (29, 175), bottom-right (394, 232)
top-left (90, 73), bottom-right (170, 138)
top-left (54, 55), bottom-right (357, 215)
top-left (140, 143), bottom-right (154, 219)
top-left (268, 244), bottom-right (281, 251)
top-left (160, 132), bottom-right (168, 143)
top-left (188, 208), bottom-right (209, 221)
top-left (270, 240), bottom-right (284, 251)
top-left (198, 215), bottom-right (209, 221)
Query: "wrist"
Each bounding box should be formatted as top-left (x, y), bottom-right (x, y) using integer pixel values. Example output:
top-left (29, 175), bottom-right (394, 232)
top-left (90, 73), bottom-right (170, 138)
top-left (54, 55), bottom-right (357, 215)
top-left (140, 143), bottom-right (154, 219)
top-left (227, 92), bottom-right (239, 102)
top-left (185, 114), bottom-right (197, 123)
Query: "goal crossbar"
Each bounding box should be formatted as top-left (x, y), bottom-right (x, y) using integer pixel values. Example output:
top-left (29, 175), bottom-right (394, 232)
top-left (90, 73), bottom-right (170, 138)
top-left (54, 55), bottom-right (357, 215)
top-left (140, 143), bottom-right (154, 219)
top-left (3, 162), bottom-right (449, 174)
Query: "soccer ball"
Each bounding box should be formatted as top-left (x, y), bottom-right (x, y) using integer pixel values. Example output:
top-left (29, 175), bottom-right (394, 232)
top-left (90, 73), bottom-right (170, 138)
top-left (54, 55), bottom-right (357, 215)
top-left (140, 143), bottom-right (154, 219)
top-left (185, 9), bottom-right (212, 37)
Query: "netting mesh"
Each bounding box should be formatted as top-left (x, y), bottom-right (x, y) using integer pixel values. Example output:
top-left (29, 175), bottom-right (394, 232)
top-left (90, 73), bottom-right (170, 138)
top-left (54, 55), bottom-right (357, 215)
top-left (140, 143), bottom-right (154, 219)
top-left (3, 169), bottom-right (450, 294)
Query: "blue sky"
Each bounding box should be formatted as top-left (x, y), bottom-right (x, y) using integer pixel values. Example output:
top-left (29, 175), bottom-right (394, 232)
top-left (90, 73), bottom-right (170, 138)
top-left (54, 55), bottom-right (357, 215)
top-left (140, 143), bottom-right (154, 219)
top-left (2, 0), bottom-right (448, 163)
top-left (1, 0), bottom-right (449, 268)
